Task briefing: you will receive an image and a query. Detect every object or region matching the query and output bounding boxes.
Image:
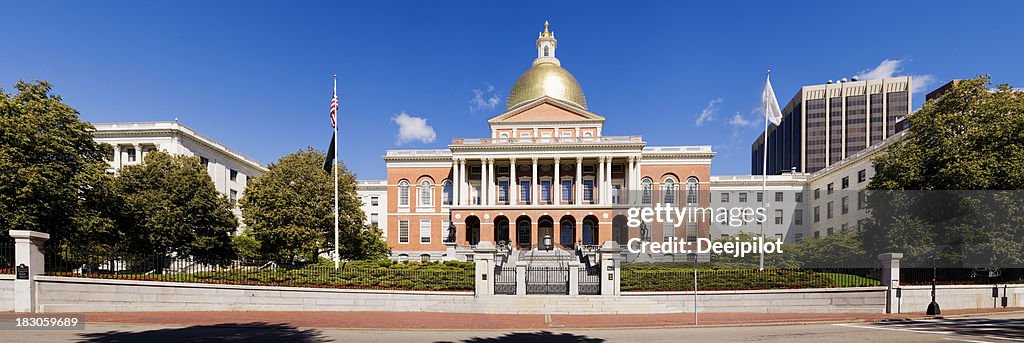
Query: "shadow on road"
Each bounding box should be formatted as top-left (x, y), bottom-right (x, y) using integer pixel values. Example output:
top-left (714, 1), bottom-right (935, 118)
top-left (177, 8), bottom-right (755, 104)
top-left (437, 331), bottom-right (605, 343)
top-left (76, 322), bottom-right (331, 342)
top-left (876, 317), bottom-right (1024, 340)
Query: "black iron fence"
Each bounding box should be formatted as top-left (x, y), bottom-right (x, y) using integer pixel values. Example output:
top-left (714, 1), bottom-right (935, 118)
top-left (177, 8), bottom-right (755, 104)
top-left (621, 267), bottom-right (882, 292)
top-left (900, 268), bottom-right (1024, 286)
top-left (525, 266), bottom-right (568, 295)
top-left (43, 250), bottom-right (474, 291)
top-left (494, 266), bottom-right (517, 295)
top-left (579, 264), bottom-right (601, 295)
top-left (0, 241), bottom-right (12, 274)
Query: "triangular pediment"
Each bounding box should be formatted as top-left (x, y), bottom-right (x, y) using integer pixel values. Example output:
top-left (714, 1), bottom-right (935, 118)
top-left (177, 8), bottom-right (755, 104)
top-left (488, 96), bottom-right (605, 124)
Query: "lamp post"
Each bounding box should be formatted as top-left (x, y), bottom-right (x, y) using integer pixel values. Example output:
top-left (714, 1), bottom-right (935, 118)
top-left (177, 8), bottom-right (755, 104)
top-left (926, 266), bottom-right (941, 315)
top-left (688, 252), bottom-right (698, 325)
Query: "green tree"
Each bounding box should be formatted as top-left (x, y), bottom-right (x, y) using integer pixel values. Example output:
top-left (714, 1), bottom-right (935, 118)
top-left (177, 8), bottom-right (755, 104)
top-left (863, 76), bottom-right (1024, 267)
top-left (114, 151), bottom-right (237, 258)
top-left (241, 148), bottom-right (387, 262)
top-left (0, 80), bottom-right (115, 253)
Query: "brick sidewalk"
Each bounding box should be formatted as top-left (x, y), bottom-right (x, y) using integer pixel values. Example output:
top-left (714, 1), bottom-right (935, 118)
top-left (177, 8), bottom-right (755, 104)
top-left (74, 308), bottom-right (1024, 330)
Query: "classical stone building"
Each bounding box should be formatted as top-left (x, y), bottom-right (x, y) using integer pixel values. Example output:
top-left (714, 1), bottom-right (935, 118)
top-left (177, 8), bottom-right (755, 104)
top-left (382, 23), bottom-right (714, 261)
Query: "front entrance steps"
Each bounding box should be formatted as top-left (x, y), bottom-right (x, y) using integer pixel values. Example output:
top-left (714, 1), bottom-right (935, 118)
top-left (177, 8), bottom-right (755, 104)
top-left (518, 248), bottom-right (576, 267)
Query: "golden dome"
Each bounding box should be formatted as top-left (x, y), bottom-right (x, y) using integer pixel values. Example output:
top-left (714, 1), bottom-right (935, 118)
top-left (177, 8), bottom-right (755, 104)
top-left (506, 62), bottom-right (587, 111)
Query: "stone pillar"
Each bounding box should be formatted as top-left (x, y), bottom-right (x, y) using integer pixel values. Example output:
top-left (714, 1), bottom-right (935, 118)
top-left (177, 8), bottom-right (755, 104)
top-left (488, 158), bottom-right (495, 206)
top-left (627, 156), bottom-right (635, 204)
top-left (10, 230), bottom-right (49, 313)
top-left (531, 158), bottom-right (538, 205)
top-left (515, 261), bottom-right (528, 296)
top-left (460, 159), bottom-right (469, 206)
top-left (480, 158), bottom-right (488, 206)
top-left (473, 241), bottom-right (497, 296)
top-left (599, 241), bottom-right (622, 296)
top-left (553, 157), bottom-right (561, 206)
top-left (510, 158), bottom-right (517, 206)
top-left (598, 157), bottom-right (605, 205)
top-left (879, 253), bottom-right (903, 313)
top-left (575, 157), bottom-right (583, 205)
top-left (568, 261), bottom-right (580, 296)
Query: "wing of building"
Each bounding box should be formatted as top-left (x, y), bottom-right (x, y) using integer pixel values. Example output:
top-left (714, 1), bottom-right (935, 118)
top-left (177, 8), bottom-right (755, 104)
top-left (91, 121), bottom-right (268, 225)
top-left (378, 23), bottom-right (715, 261)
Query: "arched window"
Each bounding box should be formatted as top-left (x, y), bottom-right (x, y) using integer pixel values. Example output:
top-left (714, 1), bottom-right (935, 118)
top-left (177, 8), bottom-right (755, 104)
top-left (419, 180), bottom-right (432, 206)
top-left (663, 178), bottom-right (676, 204)
top-left (583, 131), bottom-right (593, 137)
top-left (641, 178), bottom-right (653, 204)
top-left (441, 180), bottom-right (452, 205)
top-left (686, 177), bottom-right (699, 205)
top-left (499, 132), bottom-right (509, 138)
top-left (398, 180), bottom-right (410, 206)
top-left (543, 46), bottom-right (550, 57)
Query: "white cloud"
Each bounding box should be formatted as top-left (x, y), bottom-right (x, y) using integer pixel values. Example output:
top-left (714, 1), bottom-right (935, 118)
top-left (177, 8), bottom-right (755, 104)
top-left (391, 112), bottom-right (436, 145)
top-left (729, 111), bottom-right (759, 127)
top-left (469, 84), bottom-right (501, 113)
top-left (695, 97), bottom-right (723, 126)
top-left (855, 59), bottom-right (935, 94)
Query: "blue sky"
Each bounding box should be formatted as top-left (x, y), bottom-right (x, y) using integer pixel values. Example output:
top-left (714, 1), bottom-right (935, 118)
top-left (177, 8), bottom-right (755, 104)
top-left (3, 1), bottom-right (1022, 179)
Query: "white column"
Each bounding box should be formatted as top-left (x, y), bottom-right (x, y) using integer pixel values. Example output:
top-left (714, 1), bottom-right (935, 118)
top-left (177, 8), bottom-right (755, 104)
top-left (598, 157), bottom-right (605, 205)
top-left (553, 157), bottom-right (561, 205)
top-left (113, 144), bottom-right (122, 169)
top-left (480, 158), bottom-right (488, 206)
top-left (531, 157), bottom-right (538, 205)
top-left (132, 143), bottom-right (141, 164)
top-left (622, 157), bottom-right (630, 204)
top-left (575, 157), bottom-right (583, 205)
top-left (488, 158), bottom-right (495, 206)
top-left (509, 158), bottom-right (517, 206)
top-left (452, 159), bottom-right (460, 206)
top-left (460, 159), bottom-right (468, 206)
top-left (606, 158), bottom-right (613, 204)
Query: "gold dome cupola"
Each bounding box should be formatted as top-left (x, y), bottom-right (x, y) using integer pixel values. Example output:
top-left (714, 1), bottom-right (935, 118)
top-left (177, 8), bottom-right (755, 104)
top-left (506, 21), bottom-right (588, 111)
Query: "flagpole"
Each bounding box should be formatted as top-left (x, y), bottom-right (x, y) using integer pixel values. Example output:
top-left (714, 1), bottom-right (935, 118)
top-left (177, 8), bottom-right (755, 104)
top-left (760, 70), bottom-right (770, 271)
top-left (333, 74), bottom-right (340, 270)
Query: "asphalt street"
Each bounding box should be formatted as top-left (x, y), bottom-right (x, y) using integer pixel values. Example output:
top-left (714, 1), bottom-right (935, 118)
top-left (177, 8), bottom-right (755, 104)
top-left (9, 313), bottom-right (1024, 343)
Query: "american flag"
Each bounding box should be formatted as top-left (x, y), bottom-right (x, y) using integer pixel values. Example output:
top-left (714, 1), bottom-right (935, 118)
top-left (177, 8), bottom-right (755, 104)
top-left (329, 91), bottom-right (339, 128)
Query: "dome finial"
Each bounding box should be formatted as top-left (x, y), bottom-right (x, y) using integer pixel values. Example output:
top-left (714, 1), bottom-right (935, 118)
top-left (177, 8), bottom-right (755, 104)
top-left (542, 21), bottom-right (551, 38)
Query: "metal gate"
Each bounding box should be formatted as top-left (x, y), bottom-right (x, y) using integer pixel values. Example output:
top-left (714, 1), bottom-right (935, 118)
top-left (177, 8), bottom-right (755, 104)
top-left (579, 264), bottom-right (601, 295)
top-left (526, 267), bottom-right (568, 295)
top-left (494, 266), bottom-right (517, 295)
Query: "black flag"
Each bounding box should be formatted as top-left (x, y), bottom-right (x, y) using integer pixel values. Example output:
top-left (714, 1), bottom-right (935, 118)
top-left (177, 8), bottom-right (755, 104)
top-left (323, 132), bottom-right (335, 173)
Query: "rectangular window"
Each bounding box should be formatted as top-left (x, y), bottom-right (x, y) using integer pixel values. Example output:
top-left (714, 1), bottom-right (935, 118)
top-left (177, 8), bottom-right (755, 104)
top-left (127, 148), bottom-right (138, 162)
top-left (814, 231), bottom-right (820, 238)
top-left (199, 156), bottom-right (208, 167)
top-left (795, 193), bottom-right (803, 203)
top-left (612, 184), bottom-right (622, 204)
top-left (370, 213), bottom-right (379, 227)
top-left (519, 180), bottom-right (531, 202)
top-left (840, 223), bottom-right (848, 232)
top-left (739, 192), bottom-right (747, 202)
top-left (774, 192), bottom-right (783, 202)
top-left (399, 184), bottom-right (410, 207)
top-left (229, 189), bottom-right (238, 206)
top-left (540, 180), bottom-right (552, 204)
top-left (775, 233), bottom-right (784, 241)
top-left (721, 193), bottom-right (730, 203)
top-left (419, 220), bottom-right (431, 244)
top-left (662, 223), bottom-right (674, 242)
top-left (756, 192), bottom-right (763, 202)
top-left (686, 221), bottom-right (697, 242)
top-left (858, 169), bottom-right (867, 183)
top-left (814, 188), bottom-right (820, 199)
top-left (774, 209), bottom-right (783, 225)
top-left (795, 233), bottom-right (804, 242)
top-left (398, 220), bottom-right (409, 243)
top-left (229, 169), bottom-right (238, 181)
top-left (498, 180), bottom-right (509, 203)
top-left (794, 209), bottom-right (803, 225)
top-left (371, 196), bottom-right (379, 206)
top-left (420, 184), bottom-right (432, 206)
top-left (858, 190), bottom-right (866, 209)
top-left (827, 201), bottom-right (834, 219)
top-left (561, 179), bottom-right (572, 203)
top-left (827, 183), bottom-right (834, 194)
top-left (841, 177), bottom-right (849, 189)
top-left (814, 206), bottom-right (821, 223)
top-left (583, 165), bottom-right (595, 173)
top-left (841, 196), bottom-right (849, 215)
top-left (583, 179), bottom-right (595, 202)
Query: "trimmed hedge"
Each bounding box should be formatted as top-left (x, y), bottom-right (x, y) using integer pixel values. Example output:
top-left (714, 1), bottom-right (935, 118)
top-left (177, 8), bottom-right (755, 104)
top-left (621, 268), bottom-right (880, 291)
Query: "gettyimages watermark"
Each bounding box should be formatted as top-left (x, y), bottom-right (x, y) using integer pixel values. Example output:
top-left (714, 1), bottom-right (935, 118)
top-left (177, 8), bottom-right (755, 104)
top-left (623, 202), bottom-right (783, 256)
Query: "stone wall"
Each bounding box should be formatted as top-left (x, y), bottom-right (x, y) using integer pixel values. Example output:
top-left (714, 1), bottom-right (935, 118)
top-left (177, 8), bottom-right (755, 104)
top-left (895, 284), bottom-right (1024, 313)
top-left (0, 275), bottom-right (13, 312)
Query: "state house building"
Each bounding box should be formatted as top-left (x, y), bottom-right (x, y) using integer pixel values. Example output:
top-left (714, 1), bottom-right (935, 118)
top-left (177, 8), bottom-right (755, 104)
top-left (382, 23), bottom-right (714, 261)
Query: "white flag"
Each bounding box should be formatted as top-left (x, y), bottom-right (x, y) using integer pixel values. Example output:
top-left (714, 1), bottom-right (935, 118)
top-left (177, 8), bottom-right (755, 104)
top-left (763, 74), bottom-right (783, 125)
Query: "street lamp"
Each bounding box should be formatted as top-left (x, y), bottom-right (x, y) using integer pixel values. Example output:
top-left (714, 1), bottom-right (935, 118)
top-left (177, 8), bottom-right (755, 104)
top-left (926, 266), bottom-right (941, 315)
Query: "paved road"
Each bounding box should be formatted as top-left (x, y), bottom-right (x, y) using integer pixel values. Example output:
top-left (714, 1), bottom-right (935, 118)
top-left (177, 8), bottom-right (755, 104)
top-left (10, 313), bottom-right (1024, 342)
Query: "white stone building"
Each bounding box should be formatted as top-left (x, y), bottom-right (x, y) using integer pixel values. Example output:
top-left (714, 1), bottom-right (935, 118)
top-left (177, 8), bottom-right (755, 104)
top-left (356, 180), bottom-right (388, 238)
top-left (91, 121), bottom-right (267, 219)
